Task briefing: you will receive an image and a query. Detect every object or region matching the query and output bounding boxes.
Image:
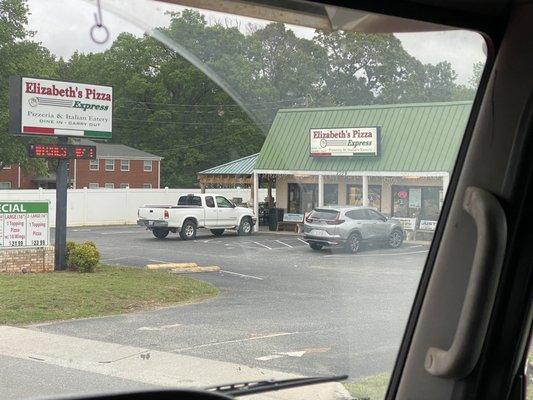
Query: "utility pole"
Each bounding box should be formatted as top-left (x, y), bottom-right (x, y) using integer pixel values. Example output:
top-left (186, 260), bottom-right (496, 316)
top-left (55, 136), bottom-right (68, 270)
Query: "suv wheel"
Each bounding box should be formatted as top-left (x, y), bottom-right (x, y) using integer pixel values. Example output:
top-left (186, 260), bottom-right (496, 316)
top-left (388, 229), bottom-right (403, 248)
top-left (310, 243), bottom-right (323, 251)
top-left (346, 232), bottom-right (361, 254)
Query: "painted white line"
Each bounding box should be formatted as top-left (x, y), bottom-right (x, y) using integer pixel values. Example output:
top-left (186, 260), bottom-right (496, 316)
top-left (252, 241), bottom-right (273, 250)
top-left (101, 231), bottom-right (142, 235)
top-left (297, 238), bottom-right (308, 245)
top-left (324, 250), bottom-right (429, 258)
top-left (173, 331), bottom-right (299, 352)
top-left (138, 323), bottom-right (182, 331)
top-left (277, 351), bottom-right (306, 357)
top-left (220, 270), bottom-right (263, 280)
top-left (275, 240), bottom-right (293, 248)
top-left (256, 354), bottom-right (285, 361)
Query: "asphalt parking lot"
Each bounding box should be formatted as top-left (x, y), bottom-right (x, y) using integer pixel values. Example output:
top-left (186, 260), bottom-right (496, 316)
top-left (36, 225), bottom-right (430, 389)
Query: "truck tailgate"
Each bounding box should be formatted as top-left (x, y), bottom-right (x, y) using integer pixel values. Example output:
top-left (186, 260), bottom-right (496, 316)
top-left (138, 206), bottom-right (171, 221)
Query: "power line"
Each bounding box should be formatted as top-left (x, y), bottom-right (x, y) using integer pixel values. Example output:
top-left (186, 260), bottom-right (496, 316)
top-left (117, 97), bottom-right (307, 108)
top-left (113, 117), bottom-right (270, 125)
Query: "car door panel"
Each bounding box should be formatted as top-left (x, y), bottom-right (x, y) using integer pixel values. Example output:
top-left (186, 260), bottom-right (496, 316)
top-left (215, 196), bottom-right (238, 226)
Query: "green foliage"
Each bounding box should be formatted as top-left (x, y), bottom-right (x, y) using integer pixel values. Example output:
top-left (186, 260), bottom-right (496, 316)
top-left (67, 242), bottom-right (100, 273)
top-left (0, 0), bottom-right (57, 172)
top-left (65, 241), bottom-right (77, 265)
top-left (1, 5), bottom-right (484, 186)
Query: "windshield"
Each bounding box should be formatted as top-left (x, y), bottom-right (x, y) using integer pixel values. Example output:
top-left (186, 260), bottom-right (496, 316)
top-left (0, 1), bottom-right (488, 399)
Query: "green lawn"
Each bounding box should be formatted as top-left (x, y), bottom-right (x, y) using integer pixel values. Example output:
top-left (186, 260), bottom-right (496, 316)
top-left (0, 264), bottom-right (218, 325)
top-left (344, 373), bottom-right (390, 400)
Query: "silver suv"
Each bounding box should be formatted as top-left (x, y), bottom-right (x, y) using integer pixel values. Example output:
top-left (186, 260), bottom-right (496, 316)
top-left (303, 206), bottom-right (404, 253)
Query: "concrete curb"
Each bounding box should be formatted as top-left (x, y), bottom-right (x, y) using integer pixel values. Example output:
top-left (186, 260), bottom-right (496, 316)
top-left (0, 326), bottom-right (351, 400)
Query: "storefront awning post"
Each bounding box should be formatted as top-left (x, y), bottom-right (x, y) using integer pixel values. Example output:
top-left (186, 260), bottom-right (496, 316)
top-left (318, 174), bottom-right (324, 207)
top-left (253, 172), bottom-right (259, 232)
top-left (362, 175), bottom-right (369, 207)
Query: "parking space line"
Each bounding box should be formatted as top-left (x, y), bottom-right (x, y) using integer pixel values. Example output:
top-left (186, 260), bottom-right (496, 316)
top-left (275, 240), bottom-right (293, 248)
top-left (297, 238), bottom-right (308, 245)
top-left (324, 250), bottom-right (429, 258)
top-left (172, 331), bottom-right (299, 352)
top-left (220, 270), bottom-right (263, 280)
top-left (252, 241), bottom-right (272, 250)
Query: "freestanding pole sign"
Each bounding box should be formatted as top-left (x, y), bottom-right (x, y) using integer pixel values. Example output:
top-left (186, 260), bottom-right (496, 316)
top-left (8, 76), bottom-right (112, 270)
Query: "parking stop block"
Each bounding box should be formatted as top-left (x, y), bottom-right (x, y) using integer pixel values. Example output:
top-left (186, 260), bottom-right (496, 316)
top-left (169, 266), bottom-right (220, 274)
top-left (146, 262), bottom-right (198, 270)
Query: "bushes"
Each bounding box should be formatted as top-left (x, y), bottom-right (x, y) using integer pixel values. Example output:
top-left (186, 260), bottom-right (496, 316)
top-left (67, 241), bottom-right (100, 273)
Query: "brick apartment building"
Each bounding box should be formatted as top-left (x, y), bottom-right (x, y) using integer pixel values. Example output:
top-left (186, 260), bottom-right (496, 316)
top-left (0, 140), bottom-right (162, 189)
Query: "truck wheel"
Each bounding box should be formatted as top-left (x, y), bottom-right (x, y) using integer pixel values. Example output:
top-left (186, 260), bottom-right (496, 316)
top-left (152, 228), bottom-right (169, 239)
top-left (179, 220), bottom-right (197, 240)
top-left (238, 217), bottom-right (253, 236)
top-left (210, 229), bottom-right (225, 236)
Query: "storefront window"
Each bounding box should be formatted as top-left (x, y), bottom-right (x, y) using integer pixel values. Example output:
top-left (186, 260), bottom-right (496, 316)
top-left (324, 184), bottom-right (338, 206)
top-left (346, 184), bottom-right (382, 210)
top-left (288, 183), bottom-right (317, 213)
top-left (392, 185), bottom-right (442, 221)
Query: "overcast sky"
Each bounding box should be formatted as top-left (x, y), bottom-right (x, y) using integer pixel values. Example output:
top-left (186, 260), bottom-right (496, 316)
top-left (26, 0), bottom-right (486, 86)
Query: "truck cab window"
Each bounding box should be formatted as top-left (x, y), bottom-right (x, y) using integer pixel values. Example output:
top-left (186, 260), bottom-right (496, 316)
top-left (216, 196), bottom-right (233, 208)
top-left (205, 196), bottom-right (215, 208)
top-left (178, 195), bottom-right (202, 206)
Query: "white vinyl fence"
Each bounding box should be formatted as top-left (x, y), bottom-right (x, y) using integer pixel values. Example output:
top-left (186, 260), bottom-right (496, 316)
top-left (0, 188), bottom-right (275, 227)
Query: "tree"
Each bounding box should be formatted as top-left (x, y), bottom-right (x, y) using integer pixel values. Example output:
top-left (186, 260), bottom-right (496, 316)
top-left (0, 0), bottom-right (56, 174)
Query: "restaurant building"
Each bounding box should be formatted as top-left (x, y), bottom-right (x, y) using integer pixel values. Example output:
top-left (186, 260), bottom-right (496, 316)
top-left (250, 101), bottom-right (471, 231)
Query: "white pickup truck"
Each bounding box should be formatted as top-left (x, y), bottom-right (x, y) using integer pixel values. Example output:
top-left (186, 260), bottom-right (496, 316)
top-left (137, 193), bottom-right (256, 240)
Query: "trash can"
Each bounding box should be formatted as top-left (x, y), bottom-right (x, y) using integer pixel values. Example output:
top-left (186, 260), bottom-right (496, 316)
top-left (268, 208), bottom-right (284, 231)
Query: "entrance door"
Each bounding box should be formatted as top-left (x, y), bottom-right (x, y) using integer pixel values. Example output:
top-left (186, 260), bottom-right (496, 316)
top-left (288, 183), bottom-right (317, 213)
top-left (215, 196), bottom-right (238, 226)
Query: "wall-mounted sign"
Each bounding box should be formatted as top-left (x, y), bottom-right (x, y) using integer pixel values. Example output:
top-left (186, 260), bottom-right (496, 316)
top-left (391, 217), bottom-right (417, 231)
top-left (419, 220), bottom-right (437, 231)
top-left (9, 76), bottom-right (112, 139)
top-left (28, 144), bottom-right (96, 160)
top-left (397, 191), bottom-right (408, 199)
top-left (409, 188), bottom-right (422, 208)
top-left (0, 201), bottom-right (50, 248)
top-left (283, 213), bottom-right (305, 222)
top-left (310, 127), bottom-right (380, 157)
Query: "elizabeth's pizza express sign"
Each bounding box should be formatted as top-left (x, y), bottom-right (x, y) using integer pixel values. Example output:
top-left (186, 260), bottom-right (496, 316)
top-left (9, 76), bottom-right (112, 139)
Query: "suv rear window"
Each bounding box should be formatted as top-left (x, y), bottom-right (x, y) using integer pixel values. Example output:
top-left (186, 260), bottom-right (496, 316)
top-left (178, 195), bottom-right (202, 206)
top-left (309, 209), bottom-right (340, 220)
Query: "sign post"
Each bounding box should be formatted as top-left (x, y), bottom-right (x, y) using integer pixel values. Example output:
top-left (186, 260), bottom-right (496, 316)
top-left (55, 137), bottom-right (69, 270)
top-left (9, 76), bottom-right (112, 270)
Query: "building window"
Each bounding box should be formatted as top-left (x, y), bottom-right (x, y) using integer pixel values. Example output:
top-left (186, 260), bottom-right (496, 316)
top-left (391, 186), bottom-right (442, 221)
top-left (120, 183), bottom-right (129, 189)
top-left (324, 184), bottom-right (338, 206)
top-left (105, 159), bottom-right (115, 171)
top-left (0, 182), bottom-right (12, 189)
top-left (142, 183), bottom-right (152, 189)
top-left (104, 183), bottom-right (114, 189)
top-left (288, 183), bottom-right (317, 214)
top-left (346, 184), bottom-right (382, 211)
top-left (120, 160), bottom-right (130, 172)
top-left (89, 159), bottom-right (99, 171)
top-left (88, 183), bottom-right (99, 189)
top-left (143, 160), bottom-right (152, 172)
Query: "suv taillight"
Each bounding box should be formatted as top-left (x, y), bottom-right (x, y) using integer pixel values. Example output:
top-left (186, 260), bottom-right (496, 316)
top-left (326, 219), bottom-right (345, 225)
top-left (164, 210), bottom-right (169, 219)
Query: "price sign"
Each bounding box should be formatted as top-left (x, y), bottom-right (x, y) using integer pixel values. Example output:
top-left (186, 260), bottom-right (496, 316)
top-left (28, 144), bottom-right (96, 159)
top-left (0, 202), bottom-right (50, 248)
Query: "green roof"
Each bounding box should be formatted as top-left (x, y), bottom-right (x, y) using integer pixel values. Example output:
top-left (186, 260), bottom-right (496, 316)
top-left (255, 101), bottom-right (472, 173)
top-left (198, 153), bottom-right (258, 175)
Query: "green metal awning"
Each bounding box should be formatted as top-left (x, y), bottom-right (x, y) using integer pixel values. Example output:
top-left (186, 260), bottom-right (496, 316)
top-left (199, 153), bottom-right (259, 175)
top-left (255, 101), bottom-right (472, 174)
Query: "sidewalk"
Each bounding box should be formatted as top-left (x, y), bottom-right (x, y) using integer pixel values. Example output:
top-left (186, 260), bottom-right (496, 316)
top-left (0, 326), bottom-right (350, 400)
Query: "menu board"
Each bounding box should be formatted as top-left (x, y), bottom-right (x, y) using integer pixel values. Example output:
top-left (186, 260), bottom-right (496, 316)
top-left (0, 201), bottom-right (49, 248)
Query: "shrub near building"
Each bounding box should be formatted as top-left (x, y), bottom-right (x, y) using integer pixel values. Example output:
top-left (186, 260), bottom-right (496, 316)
top-left (67, 241), bottom-right (100, 273)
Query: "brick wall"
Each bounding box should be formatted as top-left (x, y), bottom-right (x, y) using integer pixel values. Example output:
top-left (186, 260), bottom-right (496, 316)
top-left (74, 159), bottom-right (159, 189)
top-left (0, 246), bottom-right (54, 273)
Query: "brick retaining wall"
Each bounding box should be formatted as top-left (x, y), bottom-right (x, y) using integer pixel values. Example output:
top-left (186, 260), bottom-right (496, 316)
top-left (0, 246), bottom-right (54, 273)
